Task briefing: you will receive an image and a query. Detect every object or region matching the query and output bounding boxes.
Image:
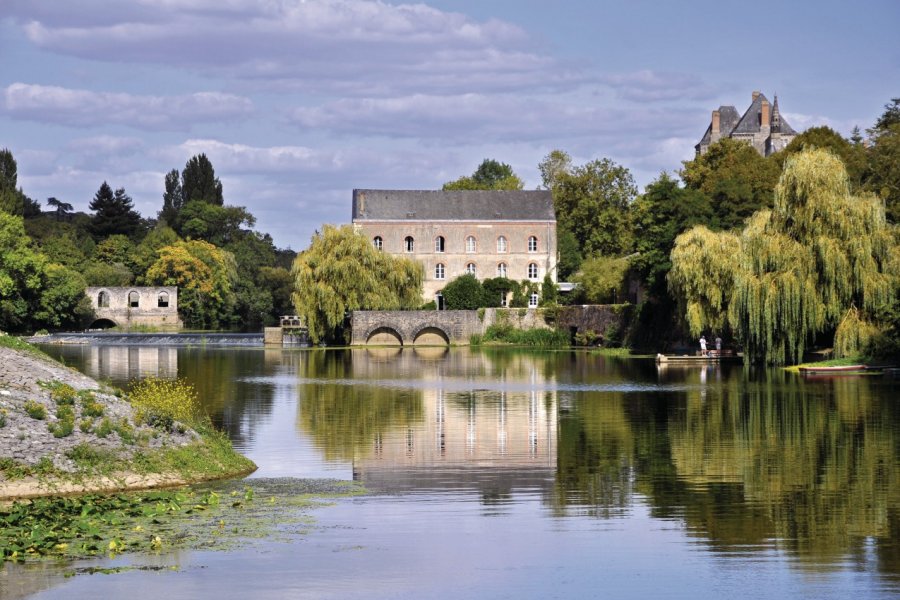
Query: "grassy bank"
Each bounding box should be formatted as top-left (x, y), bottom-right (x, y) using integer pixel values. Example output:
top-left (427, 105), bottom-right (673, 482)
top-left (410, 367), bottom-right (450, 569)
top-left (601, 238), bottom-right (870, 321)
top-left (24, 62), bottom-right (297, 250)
top-left (471, 324), bottom-right (570, 348)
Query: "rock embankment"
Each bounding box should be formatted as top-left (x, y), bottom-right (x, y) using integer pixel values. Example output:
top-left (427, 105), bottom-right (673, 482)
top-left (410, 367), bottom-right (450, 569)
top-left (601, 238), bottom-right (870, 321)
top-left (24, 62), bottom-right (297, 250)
top-left (0, 340), bottom-right (238, 499)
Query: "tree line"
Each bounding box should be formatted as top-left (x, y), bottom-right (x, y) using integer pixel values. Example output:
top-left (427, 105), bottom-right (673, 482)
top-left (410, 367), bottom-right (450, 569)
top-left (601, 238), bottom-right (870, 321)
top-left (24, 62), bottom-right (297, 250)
top-left (0, 152), bottom-right (295, 332)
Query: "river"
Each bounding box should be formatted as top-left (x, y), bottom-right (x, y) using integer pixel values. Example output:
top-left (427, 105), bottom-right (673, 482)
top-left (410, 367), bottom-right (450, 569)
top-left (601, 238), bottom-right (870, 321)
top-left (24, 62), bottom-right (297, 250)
top-left (4, 344), bottom-right (900, 599)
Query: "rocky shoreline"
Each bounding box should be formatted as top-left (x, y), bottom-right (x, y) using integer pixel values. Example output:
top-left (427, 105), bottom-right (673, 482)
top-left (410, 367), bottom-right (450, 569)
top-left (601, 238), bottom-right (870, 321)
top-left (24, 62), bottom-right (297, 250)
top-left (0, 338), bottom-right (253, 500)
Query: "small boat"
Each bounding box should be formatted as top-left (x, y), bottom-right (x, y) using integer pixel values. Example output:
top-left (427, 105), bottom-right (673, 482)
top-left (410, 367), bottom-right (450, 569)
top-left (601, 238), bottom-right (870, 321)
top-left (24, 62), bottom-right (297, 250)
top-left (656, 352), bottom-right (741, 364)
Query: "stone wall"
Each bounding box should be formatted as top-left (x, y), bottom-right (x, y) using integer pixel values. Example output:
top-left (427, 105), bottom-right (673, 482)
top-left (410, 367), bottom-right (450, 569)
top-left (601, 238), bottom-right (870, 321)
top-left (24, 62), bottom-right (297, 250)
top-left (556, 305), bottom-right (633, 344)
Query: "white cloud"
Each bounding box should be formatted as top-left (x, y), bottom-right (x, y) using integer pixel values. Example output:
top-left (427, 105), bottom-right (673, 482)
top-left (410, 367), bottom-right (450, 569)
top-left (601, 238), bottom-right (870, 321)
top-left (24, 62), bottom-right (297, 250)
top-left (4, 83), bottom-right (253, 130)
top-left (7, 0), bottom-right (580, 95)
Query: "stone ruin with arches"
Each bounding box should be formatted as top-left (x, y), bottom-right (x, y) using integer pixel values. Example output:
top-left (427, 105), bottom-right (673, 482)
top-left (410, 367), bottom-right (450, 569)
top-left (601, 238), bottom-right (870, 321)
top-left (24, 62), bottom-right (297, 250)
top-left (85, 286), bottom-right (183, 330)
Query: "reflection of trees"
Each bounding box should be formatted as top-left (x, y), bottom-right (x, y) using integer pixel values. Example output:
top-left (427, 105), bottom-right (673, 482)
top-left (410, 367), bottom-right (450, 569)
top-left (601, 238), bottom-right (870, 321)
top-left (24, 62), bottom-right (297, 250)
top-left (556, 365), bottom-right (900, 577)
top-left (553, 391), bottom-right (634, 517)
top-left (297, 350), bottom-right (423, 461)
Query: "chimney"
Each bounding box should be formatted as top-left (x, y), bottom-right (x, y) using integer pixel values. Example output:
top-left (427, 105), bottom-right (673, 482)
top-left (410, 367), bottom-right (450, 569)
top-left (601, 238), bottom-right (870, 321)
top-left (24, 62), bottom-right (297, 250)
top-left (752, 90), bottom-right (760, 102)
top-left (711, 110), bottom-right (721, 137)
top-left (761, 99), bottom-right (770, 129)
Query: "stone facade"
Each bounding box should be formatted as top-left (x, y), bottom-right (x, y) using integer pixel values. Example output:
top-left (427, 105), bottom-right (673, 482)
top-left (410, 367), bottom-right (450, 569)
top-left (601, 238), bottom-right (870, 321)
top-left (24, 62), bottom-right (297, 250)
top-left (350, 310), bottom-right (484, 346)
top-left (351, 189), bottom-right (558, 305)
top-left (696, 91), bottom-right (798, 157)
top-left (85, 286), bottom-right (182, 330)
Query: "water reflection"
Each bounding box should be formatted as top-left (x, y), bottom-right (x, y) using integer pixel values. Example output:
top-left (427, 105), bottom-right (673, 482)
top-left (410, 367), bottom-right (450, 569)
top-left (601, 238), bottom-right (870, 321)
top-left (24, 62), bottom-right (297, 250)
top-left (33, 343), bottom-right (900, 589)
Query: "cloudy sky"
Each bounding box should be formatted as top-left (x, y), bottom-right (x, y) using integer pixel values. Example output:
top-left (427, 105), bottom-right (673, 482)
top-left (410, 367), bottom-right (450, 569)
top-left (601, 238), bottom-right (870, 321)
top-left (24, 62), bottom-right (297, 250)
top-left (2, 0), bottom-right (898, 250)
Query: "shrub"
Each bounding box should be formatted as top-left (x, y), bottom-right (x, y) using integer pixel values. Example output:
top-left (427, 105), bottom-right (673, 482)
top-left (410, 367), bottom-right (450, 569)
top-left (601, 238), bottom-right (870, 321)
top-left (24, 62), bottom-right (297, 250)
top-left (128, 378), bottom-right (203, 428)
top-left (49, 382), bottom-right (77, 406)
top-left (79, 418), bottom-right (93, 433)
top-left (0, 410), bottom-right (6, 428)
top-left (481, 325), bottom-right (569, 347)
top-left (95, 418), bottom-right (114, 438)
top-left (24, 400), bottom-right (47, 420)
top-left (82, 400), bottom-right (105, 418)
top-left (49, 419), bottom-right (74, 438)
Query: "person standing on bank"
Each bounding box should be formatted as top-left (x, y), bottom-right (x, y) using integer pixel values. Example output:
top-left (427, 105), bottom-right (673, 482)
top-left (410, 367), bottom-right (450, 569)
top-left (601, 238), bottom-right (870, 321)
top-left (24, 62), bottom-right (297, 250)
top-left (715, 335), bottom-right (722, 355)
top-left (699, 335), bottom-right (708, 357)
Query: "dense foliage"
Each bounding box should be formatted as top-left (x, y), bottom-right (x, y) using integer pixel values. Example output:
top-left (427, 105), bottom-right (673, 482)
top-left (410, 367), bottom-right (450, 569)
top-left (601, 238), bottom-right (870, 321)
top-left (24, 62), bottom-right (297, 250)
top-left (670, 148), bottom-right (899, 364)
top-left (290, 225), bottom-right (423, 344)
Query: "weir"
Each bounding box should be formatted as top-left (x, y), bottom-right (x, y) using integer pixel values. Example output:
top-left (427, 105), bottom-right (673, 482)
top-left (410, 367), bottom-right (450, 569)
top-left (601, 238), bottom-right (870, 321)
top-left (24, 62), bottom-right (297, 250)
top-left (32, 332), bottom-right (265, 346)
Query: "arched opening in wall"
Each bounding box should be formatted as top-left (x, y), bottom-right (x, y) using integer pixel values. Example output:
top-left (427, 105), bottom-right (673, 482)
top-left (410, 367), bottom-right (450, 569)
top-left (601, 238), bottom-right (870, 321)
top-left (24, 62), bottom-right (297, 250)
top-left (366, 327), bottom-right (403, 346)
top-left (128, 291), bottom-right (140, 308)
top-left (97, 291), bottom-right (110, 307)
top-left (88, 318), bottom-right (117, 330)
top-left (412, 327), bottom-right (449, 346)
top-left (158, 291), bottom-right (169, 308)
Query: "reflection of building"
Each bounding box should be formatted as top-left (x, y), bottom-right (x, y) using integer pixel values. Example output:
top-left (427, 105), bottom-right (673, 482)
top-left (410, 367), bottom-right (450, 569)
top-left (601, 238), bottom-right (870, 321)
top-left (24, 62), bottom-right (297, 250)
top-left (695, 91), bottom-right (798, 157)
top-left (85, 286), bottom-right (182, 330)
top-left (83, 346), bottom-right (179, 382)
top-left (352, 189), bottom-right (558, 306)
top-left (352, 351), bottom-right (557, 494)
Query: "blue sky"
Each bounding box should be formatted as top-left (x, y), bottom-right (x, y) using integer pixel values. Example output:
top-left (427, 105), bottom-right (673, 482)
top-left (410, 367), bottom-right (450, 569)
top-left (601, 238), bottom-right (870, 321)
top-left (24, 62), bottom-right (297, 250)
top-left (2, 0), bottom-right (898, 250)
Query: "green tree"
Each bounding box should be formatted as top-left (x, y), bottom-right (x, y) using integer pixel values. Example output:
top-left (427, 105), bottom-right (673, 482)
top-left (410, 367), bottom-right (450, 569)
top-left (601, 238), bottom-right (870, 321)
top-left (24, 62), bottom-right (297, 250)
top-left (145, 239), bottom-right (238, 329)
top-left (574, 255), bottom-right (630, 304)
top-left (671, 148), bottom-right (898, 364)
top-left (865, 101), bottom-right (900, 224)
top-left (0, 148), bottom-right (27, 216)
top-left (631, 172), bottom-right (713, 297)
top-left (443, 158), bottom-right (524, 191)
top-left (441, 274), bottom-right (487, 310)
top-left (46, 197), bottom-right (73, 222)
top-left (667, 226), bottom-right (741, 339)
top-left (132, 225), bottom-right (181, 279)
top-left (538, 149), bottom-right (573, 190)
top-left (291, 225), bottom-right (423, 343)
top-left (89, 182), bottom-right (142, 239)
top-left (774, 126), bottom-right (867, 190)
top-left (181, 154), bottom-right (223, 206)
top-left (177, 201), bottom-right (255, 246)
top-left (83, 261), bottom-right (134, 287)
top-left (540, 273), bottom-right (558, 306)
top-left (553, 158), bottom-right (636, 256)
top-left (556, 229), bottom-right (582, 281)
top-left (159, 168), bottom-right (182, 225)
top-left (680, 138), bottom-right (780, 231)
top-left (94, 234), bottom-right (136, 266)
top-left (0, 213), bottom-right (89, 332)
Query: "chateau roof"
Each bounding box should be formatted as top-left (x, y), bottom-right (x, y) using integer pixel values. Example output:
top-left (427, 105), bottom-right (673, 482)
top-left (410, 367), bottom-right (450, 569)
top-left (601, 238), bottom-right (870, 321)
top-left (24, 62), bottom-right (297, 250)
top-left (697, 105), bottom-right (741, 147)
top-left (732, 93), bottom-right (798, 136)
top-left (352, 189), bottom-right (556, 221)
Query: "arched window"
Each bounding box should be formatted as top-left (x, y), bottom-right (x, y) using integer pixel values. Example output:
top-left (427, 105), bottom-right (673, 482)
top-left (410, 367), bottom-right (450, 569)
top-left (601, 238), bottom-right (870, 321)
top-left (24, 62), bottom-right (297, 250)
top-left (373, 236), bottom-right (383, 251)
top-left (435, 236), bottom-right (445, 253)
top-left (435, 263), bottom-right (446, 279)
top-left (528, 263), bottom-right (538, 280)
top-left (466, 263), bottom-right (476, 275)
top-left (158, 291), bottom-right (169, 308)
top-left (128, 291), bottom-right (140, 308)
top-left (497, 236), bottom-right (507, 253)
top-left (405, 236), bottom-right (415, 252)
top-left (497, 263), bottom-right (508, 278)
top-left (466, 236), bottom-right (476, 253)
top-left (528, 236), bottom-right (538, 252)
top-left (529, 293), bottom-right (539, 308)
top-left (97, 291), bottom-right (109, 308)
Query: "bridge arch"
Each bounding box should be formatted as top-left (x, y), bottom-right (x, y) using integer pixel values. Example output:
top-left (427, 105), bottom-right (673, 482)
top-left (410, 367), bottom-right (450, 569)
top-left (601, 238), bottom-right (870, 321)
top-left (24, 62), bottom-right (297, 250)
top-left (366, 326), bottom-right (404, 346)
top-left (411, 326), bottom-right (450, 346)
top-left (88, 318), bottom-right (118, 330)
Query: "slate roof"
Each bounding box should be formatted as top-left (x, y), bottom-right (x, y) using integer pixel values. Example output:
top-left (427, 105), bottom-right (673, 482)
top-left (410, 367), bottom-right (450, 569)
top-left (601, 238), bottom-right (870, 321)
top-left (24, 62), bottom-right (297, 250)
top-left (697, 105), bottom-right (742, 146)
top-left (732, 93), bottom-right (797, 135)
top-left (352, 189), bottom-right (556, 221)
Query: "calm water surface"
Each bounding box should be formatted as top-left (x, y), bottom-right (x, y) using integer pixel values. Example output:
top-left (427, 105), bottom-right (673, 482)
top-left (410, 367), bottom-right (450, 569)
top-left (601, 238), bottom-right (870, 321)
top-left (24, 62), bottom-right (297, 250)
top-left (5, 345), bottom-right (900, 599)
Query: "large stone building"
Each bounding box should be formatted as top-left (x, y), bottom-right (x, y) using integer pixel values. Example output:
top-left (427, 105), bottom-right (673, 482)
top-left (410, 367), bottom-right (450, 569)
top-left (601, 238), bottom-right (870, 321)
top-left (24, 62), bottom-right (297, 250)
top-left (695, 91), bottom-right (798, 157)
top-left (351, 189), bottom-right (557, 307)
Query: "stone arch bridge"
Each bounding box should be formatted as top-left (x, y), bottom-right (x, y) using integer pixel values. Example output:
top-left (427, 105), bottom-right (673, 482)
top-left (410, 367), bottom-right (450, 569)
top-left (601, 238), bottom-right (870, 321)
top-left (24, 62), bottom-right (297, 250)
top-left (350, 310), bottom-right (483, 346)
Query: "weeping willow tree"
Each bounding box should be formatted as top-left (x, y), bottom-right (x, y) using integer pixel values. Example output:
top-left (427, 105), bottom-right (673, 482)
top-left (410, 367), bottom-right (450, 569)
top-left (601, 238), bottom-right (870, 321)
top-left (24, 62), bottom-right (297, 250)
top-left (667, 225), bottom-right (741, 338)
top-left (671, 148), bottom-right (898, 364)
top-left (291, 225), bottom-right (423, 343)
